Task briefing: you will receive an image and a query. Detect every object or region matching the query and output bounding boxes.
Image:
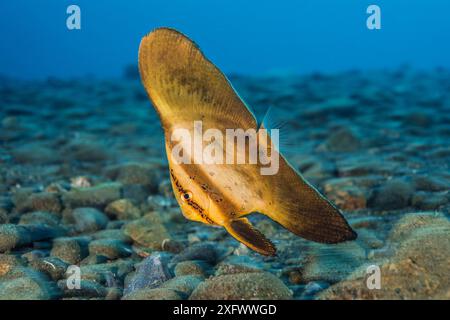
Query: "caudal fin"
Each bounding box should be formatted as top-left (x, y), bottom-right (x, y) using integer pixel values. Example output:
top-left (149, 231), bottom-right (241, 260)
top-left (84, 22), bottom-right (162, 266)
top-left (261, 155), bottom-right (357, 244)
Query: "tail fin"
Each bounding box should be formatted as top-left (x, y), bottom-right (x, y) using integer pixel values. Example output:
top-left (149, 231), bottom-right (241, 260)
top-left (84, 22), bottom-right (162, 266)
top-left (261, 155), bottom-right (357, 244)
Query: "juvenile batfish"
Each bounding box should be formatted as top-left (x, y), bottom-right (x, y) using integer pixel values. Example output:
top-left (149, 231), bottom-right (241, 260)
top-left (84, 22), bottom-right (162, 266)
top-left (138, 27), bottom-right (357, 256)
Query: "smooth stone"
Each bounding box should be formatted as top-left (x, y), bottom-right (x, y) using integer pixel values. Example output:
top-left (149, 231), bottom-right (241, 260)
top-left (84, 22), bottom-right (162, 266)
top-left (0, 254), bottom-right (25, 277)
top-left (411, 191), bottom-right (448, 210)
top-left (51, 237), bottom-right (90, 264)
top-left (62, 183), bottom-right (122, 209)
top-left (388, 212), bottom-right (448, 243)
top-left (92, 229), bottom-right (132, 243)
top-left (21, 250), bottom-right (47, 262)
top-left (80, 254), bottom-right (109, 265)
top-left (88, 239), bottom-right (132, 260)
top-left (323, 127), bottom-right (361, 152)
top-left (0, 267), bottom-right (60, 300)
top-left (63, 139), bottom-right (110, 162)
top-left (189, 272), bottom-right (292, 300)
top-left (104, 162), bottom-right (161, 190)
top-left (214, 256), bottom-right (263, 276)
top-left (174, 261), bottom-right (207, 277)
top-left (319, 213), bottom-right (450, 299)
top-left (123, 253), bottom-right (172, 296)
top-left (369, 179), bottom-right (414, 210)
top-left (105, 287), bottom-right (123, 300)
top-left (122, 288), bottom-right (182, 300)
top-left (412, 175), bottom-right (449, 192)
top-left (123, 212), bottom-right (169, 250)
top-left (302, 242), bottom-right (366, 284)
top-left (161, 238), bottom-right (185, 254)
top-left (160, 275), bottom-right (204, 296)
top-left (337, 159), bottom-right (398, 177)
top-left (301, 281), bottom-right (330, 298)
top-left (105, 199), bottom-right (141, 220)
top-left (57, 279), bottom-right (108, 298)
top-left (147, 195), bottom-right (173, 211)
top-left (19, 211), bottom-right (60, 227)
top-left (15, 192), bottom-right (62, 214)
top-left (299, 158), bottom-right (337, 182)
top-left (11, 144), bottom-right (58, 165)
top-left (356, 229), bottom-right (384, 249)
top-left (30, 257), bottom-right (69, 281)
top-left (0, 224), bottom-right (65, 252)
top-left (158, 179), bottom-right (173, 198)
top-left (324, 183), bottom-right (368, 210)
top-left (348, 216), bottom-right (382, 229)
top-left (171, 242), bottom-right (219, 265)
top-left (121, 184), bottom-right (148, 203)
top-left (75, 259), bottom-right (134, 286)
top-left (72, 207), bottom-right (109, 233)
top-left (0, 208), bottom-right (8, 224)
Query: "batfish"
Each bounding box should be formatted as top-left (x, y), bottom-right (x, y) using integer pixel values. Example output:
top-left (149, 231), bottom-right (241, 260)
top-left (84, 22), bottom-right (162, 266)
top-left (138, 27), bottom-right (357, 256)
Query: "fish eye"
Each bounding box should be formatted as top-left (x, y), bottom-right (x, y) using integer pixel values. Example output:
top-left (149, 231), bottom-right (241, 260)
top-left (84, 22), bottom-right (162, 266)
top-left (181, 191), bottom-right (192, 201)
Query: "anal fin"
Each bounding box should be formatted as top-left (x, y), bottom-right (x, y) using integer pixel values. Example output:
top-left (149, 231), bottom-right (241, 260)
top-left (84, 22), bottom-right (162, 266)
top-left (224, 218), bottom-right (276, 256)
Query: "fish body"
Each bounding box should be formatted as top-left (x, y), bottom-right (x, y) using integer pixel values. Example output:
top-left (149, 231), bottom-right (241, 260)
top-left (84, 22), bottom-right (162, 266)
top-left (139, 27), bottom-right (357, 256)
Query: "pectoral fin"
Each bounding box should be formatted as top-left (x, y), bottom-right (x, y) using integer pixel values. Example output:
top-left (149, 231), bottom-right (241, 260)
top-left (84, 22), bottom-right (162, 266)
top-left (224, 218), bottom-right (276, 256)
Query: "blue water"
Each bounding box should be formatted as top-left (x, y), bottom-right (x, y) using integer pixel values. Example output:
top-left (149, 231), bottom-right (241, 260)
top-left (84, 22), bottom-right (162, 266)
top-left (1, 0), bottom-right (449, 79)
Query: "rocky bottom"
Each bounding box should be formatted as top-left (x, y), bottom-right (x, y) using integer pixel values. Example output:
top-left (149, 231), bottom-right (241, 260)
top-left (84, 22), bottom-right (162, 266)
top-left (0, 69), bottom-right (449, 299)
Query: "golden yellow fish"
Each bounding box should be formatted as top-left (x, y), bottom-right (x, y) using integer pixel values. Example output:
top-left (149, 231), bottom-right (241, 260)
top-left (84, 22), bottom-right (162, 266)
top-left (138, 27), bottom-right (357, 256)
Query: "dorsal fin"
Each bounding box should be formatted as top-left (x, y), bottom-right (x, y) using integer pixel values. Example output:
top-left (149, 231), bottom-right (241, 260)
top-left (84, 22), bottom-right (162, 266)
top-left (138, 27), bottom-right (257, 131)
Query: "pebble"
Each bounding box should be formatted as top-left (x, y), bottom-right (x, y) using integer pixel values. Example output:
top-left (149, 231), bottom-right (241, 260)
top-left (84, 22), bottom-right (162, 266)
top-left (0, 224), bottom-right (65, 252)
top-left (214, 256), bottom-right (263, 276)
top-left (325, 183), bottom-right (368, 210)
top-left (104, 162), bottom-right (160, 190)
top-left (57, 279), bottom-right (108, 298)
top-left (411, 191), bottom-right (448, 210)
top-left (105, 199), bottom-right (141, 220)
top-left (302, 242), bottom-right (366, 284)
top-left (63, 138), bottom-right (110, 162)
top-left (76, 259), bottom-right (134, 285)
top-left (62, 182), bottom-right (122, 209)
top-left (19, 211), bottom-right (61, 227)
top-left (88, 239), bottom-right (132, 260)
top-left (15, 192), bottom-right (62, 214)
top-left (369, 179), bottom-right (414, 210)
top-left (319, 212), bottom-right (450, 299)
top-left (123, 253), bottom-right (172, 296)
top-left (80, 254), bottom-right (109, 266)
top-left (412, 175), bottom-right (449, 192)
top-left (171, 242), bottom-right (219, 265)
top-left (0, 267), bottom-right (60, 300)
top-left (189, 272), bottom-right (292, 300)
top-left (122, 288), bottom-right (182, 300)
top-left (160, 275), bottom-right (204, 297)
top-left (301, 281), bottom-right (330, 298)
top-left (0, 254), bottom-right (25, 277)
top-left (323, 127), bottom-right (361, 152)
top-left (105, 287), bottom-right (123, 300)
top-left (11, 144), bottom-right (58, 165)
top-left (174, 261), bottom-right (207, 277)
top-left (123, 212), bottom-right (169, 250)
top-left (51, 237), bottom-right (90, 264)
top-left (0, 208), bottom-right (8, 224)
top-left (72, 207), bottom-right (109, 233)
top-left (30, 256), bottom-right (69, 281)
top-left (92, 229), bottom-right (132, 243)
top-left (161, 238), bottom-right (185, 253)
